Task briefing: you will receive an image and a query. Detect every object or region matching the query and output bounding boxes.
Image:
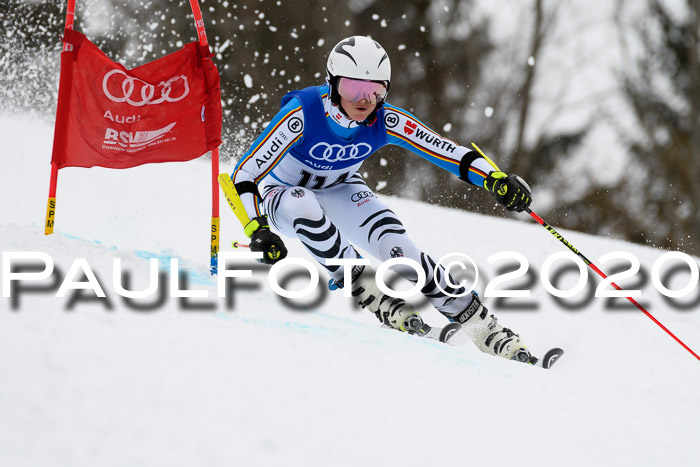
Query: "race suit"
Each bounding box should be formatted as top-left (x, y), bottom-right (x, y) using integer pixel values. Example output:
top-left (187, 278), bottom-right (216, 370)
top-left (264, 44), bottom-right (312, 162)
top-left (231, 84), bottom-right (495, 316)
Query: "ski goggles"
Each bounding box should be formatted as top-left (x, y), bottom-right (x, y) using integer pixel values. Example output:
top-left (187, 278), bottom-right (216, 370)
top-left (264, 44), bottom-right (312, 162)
top-left (337, 77), bottom-right (388, 104)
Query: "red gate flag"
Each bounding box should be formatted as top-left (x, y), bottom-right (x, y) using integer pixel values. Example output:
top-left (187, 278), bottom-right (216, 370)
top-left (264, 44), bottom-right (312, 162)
top-left (51, 29), bottom-right (222, 169)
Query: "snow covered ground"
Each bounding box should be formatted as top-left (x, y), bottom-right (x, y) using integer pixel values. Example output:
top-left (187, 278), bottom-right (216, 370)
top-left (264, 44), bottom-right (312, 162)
top-left (1, 114), bottom-right (699, 467)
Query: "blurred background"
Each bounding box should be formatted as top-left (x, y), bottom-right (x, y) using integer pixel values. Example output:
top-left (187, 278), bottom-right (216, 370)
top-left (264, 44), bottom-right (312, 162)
top-left (1, 0), bottom-right (698, 255)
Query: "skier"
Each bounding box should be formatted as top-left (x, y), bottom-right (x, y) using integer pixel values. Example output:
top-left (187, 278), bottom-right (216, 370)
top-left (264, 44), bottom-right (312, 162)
top-left (229, 36), bottom-right (536, 363)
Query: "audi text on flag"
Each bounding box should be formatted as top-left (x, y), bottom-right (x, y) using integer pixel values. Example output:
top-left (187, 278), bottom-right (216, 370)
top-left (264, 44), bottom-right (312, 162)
top-left (51, 29), bottom-right (222, 169)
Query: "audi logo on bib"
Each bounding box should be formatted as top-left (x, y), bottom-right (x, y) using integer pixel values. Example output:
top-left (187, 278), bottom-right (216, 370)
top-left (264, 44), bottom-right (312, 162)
top-left (102, 69), bottom-right (190, 106)
top-left (308, 142), bottom-right (372, 162)
top-left (350, 191), bottom-right (376, 202)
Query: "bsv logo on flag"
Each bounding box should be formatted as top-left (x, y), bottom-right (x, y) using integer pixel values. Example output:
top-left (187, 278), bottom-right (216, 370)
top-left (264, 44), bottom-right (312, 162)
top-left (308, 142), bottom-right (372, 163)
top-left (102, 69), bottom-right (190, 106)
top-left (102, 122), bottom-right (177, 152)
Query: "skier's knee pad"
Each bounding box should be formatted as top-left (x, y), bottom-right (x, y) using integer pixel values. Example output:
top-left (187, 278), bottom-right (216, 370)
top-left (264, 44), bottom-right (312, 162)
top-left (374, 234), bottom-right (425, 281)
top-left (275, 187), bottom-right (324, 228)
top-left (377, 232), bottom-right (420, 264)
top-left (376, 233), bottom-right (416, 261)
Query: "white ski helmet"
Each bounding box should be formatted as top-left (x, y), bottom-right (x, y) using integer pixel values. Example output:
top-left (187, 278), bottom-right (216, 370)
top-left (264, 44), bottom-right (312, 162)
top-left (326, 36), bottom-right (391, 107)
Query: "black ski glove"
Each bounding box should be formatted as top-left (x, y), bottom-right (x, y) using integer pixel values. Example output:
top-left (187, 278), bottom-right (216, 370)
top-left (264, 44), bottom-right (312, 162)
top-left (484, 171), bottom-right (532, 212)
top-left (245, 216), bottom-right (288, 264)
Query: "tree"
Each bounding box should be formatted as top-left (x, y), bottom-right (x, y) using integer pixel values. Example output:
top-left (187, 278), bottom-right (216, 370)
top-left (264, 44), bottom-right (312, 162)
top-left (2, 0), bottom-right (592, 228)
top-left (613, 0), bottom-right (700, 254)
top-left (0, 0), bottom-right (63, 116)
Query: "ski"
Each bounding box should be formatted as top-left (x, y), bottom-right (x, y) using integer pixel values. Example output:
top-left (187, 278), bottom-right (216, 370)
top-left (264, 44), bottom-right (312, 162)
top-left (383, 321), bottom-right (565, 369)
top-left (437, 322), bottom-right (463, 343)
top-left (538, 347), bottom-right (565, 369)
top-left (381, 321), bottom-right (462, 343)
top-left (419, 321), bottom-right (462, 343)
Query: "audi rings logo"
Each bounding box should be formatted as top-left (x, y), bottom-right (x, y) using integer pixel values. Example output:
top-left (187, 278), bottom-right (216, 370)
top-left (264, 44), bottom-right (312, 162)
top-left (350, 191), bottom-right (376, 202)
top-left (102, 69), bottom-right (190, 107)
top-left (308, 142), bottom-right (373, 163)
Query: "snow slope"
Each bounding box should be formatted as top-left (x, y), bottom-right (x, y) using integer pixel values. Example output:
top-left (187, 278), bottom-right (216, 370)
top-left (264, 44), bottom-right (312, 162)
top-left (1, 114), bottom-right (699, 467)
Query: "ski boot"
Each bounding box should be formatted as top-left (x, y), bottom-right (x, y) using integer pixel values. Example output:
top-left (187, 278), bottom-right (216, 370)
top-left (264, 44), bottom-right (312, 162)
top-left (347, 264), bottom-right (429, 335)
top-left (449, 292), bottom-right (538, 364)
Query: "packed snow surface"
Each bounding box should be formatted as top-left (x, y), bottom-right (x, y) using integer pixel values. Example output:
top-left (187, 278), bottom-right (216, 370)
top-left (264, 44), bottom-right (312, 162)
top-left (1, 115), bottom-right (699, 467)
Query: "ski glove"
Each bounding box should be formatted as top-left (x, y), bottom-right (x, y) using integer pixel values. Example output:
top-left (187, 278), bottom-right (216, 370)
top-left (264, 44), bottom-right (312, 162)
top-left (484, 171), bottom-right (532, 212)
top-left (246, 216), bottom-right (288, 264)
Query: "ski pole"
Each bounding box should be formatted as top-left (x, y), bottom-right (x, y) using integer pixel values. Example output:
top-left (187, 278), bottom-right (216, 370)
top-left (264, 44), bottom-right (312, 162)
top-left (232, 241), bottom-right (250, 249)
top-left (525, 208), bottom-right (700, 361)
top-left (470, 143), bottom-right (699, 361)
